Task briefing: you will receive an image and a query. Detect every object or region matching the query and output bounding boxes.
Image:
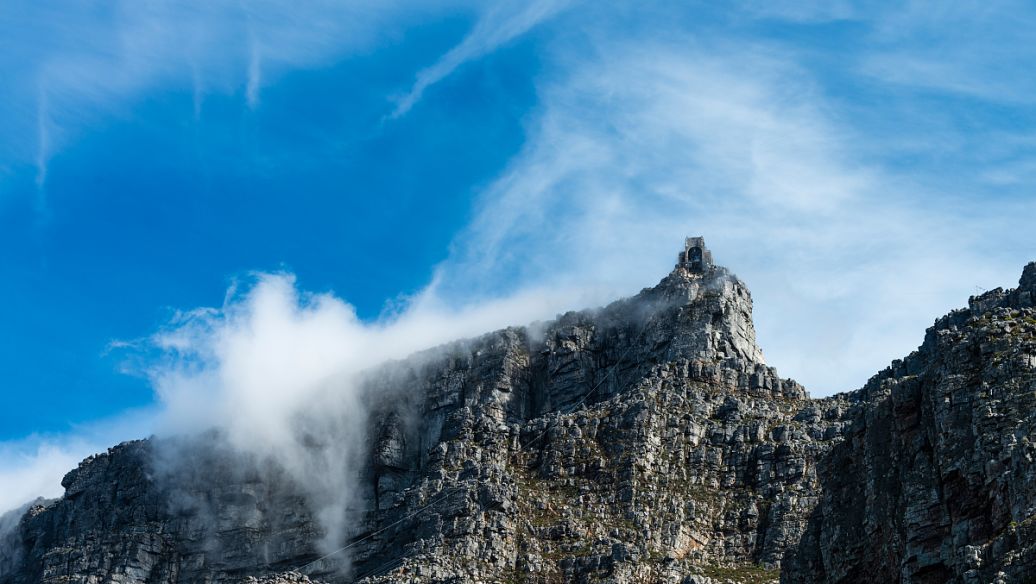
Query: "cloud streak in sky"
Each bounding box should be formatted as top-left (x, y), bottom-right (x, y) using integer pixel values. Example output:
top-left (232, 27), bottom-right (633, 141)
top-left (0, 0), bottom-right (475, 190)
top-left (33, 87), bottom-right (49, 192)
top-left (390, 0), bottom-right (572, 117)
top-left (860, 1), bottom-right (1036, 103)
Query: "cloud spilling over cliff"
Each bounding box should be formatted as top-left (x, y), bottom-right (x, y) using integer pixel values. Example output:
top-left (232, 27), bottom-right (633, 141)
top-left (140, 272), bottom-right (612, 554)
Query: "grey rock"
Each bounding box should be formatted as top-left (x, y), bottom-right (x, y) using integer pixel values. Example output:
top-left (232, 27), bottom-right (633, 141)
top-left (783, 262), bottom-right (1036, 584)
top-left (1, 243), bottom-right (1033, 584)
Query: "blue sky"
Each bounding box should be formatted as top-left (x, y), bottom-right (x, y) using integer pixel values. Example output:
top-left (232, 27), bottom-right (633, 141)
top-left (1, 1), bottom-right (1035, 511)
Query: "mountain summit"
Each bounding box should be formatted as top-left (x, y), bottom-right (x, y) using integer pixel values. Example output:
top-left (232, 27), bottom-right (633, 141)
top-left (1, 242), bottom-right (1034, 584)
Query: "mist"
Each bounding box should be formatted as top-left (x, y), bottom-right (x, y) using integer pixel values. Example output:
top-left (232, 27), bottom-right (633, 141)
top-left (140, 271), bottom-right (616, 558)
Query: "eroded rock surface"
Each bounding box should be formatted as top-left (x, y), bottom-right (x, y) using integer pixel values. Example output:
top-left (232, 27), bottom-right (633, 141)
top-left (784, 263), bottom-right (1036, 584)
top-left (1, 248), bottom-right (1034, 584)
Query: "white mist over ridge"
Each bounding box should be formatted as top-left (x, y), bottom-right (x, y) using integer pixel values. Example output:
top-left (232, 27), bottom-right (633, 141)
top-left (150, 272), bottom-right (603, 445)
top-left (150, 272), bottom-right (619, 443)
top-left (144, 271), bottom-right (622, 553)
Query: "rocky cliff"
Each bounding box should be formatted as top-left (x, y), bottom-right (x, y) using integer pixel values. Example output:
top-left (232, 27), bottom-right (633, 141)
top-left (1, 245), bottom-right (1034, 584)
top-left (784, 263), bottom-right (1036, 584)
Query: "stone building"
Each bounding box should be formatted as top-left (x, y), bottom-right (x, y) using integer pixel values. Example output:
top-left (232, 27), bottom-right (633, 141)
top-left (677, 236), bottom-right (713, 272)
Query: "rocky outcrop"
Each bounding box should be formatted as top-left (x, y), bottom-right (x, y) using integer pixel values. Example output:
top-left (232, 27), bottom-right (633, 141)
top-left (327, 262), bottom-right (832, 583)
top-left (784, 263), bottom-right (1036, 584)
top-left (1, 247), bottom-right (1034, 584)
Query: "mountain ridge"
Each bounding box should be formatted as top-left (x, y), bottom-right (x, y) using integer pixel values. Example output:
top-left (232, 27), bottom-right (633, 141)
top-left (1, 241), bottom-right (1034, 584)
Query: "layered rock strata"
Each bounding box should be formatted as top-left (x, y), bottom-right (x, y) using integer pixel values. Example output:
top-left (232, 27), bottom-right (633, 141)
top-left (784, 263), bottom-right (1036, 584)
top-left (2, 250), bottom-right (1034, 584)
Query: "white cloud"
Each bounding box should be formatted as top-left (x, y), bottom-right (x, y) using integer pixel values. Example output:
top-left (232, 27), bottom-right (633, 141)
top-left (739, 0), bottom-right (858, 23)
top-left (390, 0), bottom-right (572, 117)
top-left (245, 34), bottom-right (263, 110)
top-left (0, 443), bottom-right (82, 514)
top-left (0, 0), bottom-right (484, 190)
top-left (2, 0), bottom-right (579, 192)
top-left (0, 409), bottom-right (156, 515)
top-left (138, 271), bottom-right (599, 552)
top-left (859, 1), bottom-right (1036, 102)
top-left (33, 87), bottom-right (49, 191)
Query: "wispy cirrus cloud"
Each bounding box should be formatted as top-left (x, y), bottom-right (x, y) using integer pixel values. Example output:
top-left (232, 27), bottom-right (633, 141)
top-left (390, 0), bottom-right (573, 117)
top-left (859, 1), bottom-right (1036, 102)
top-left (431, 28), bottom-right (1036, 393)
top-left (1, 0), bottom-right (527, 193)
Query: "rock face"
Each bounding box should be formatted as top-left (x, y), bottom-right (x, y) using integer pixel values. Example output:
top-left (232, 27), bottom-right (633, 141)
top-left (784, 263), bottom-right (1036, 584)
top-left (0, 243), bottom-right (1033, 584)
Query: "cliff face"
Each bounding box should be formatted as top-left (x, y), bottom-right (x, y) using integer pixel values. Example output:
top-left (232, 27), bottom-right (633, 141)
top-left (784, 263), bottom-right (1036, 584)
top-left (1, 252), bottom-right (1034, 584)
top-left (350, 266), bottom-right (839, 583)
